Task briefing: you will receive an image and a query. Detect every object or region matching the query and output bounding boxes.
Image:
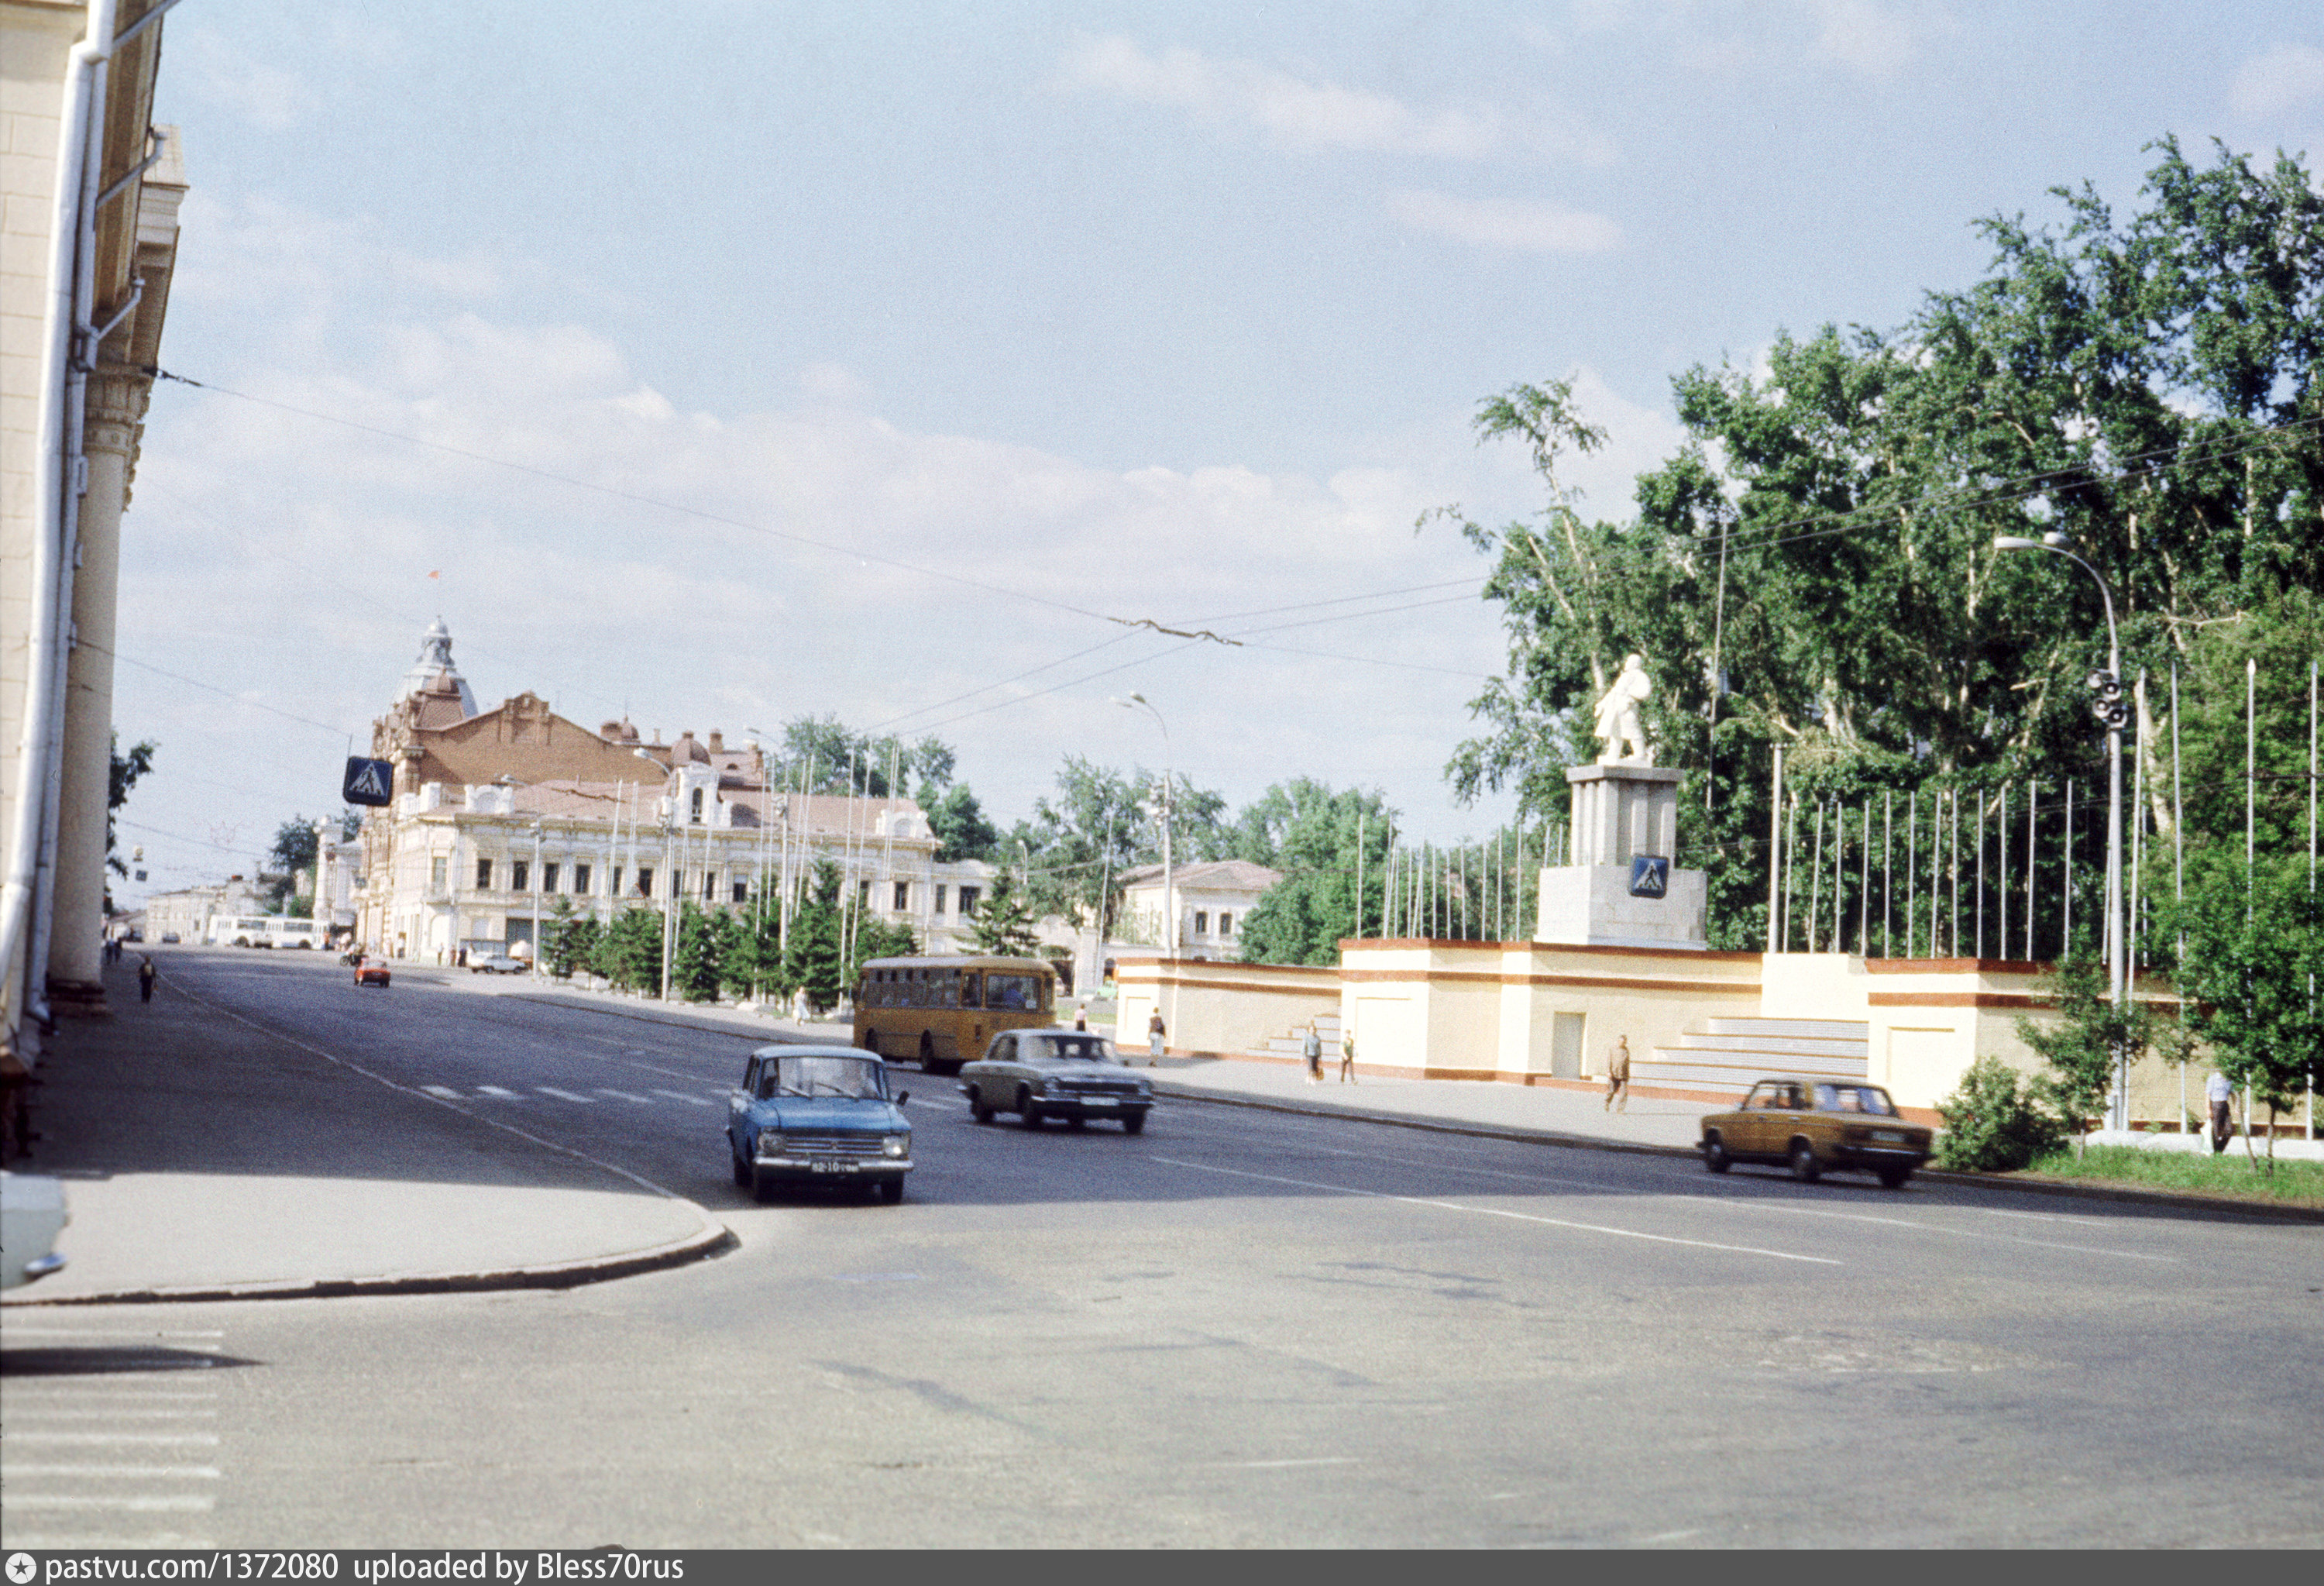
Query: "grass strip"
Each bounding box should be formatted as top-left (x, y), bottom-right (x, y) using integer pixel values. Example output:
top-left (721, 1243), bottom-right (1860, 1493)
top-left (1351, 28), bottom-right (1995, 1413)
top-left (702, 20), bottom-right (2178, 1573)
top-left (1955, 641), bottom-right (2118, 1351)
top-left (2015, 1143), bottom-right (2324, 1209)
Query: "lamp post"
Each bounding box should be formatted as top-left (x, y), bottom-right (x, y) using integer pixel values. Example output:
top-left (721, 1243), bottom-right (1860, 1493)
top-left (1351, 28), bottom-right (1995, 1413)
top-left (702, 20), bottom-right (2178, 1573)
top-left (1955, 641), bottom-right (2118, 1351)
top-left (1111, 694), bottom-right (1175, 958)
top-left (528, 819), bottom-right (542, 982)
top-left (1996, 532), bottom-right (2129, 1129)
top-left (635, 748), bottom-right (678, 1002)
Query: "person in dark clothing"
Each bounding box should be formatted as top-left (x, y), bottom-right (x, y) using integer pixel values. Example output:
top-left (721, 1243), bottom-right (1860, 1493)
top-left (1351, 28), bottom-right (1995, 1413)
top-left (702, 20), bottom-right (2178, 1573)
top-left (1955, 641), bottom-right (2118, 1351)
top-left (137, 955), bottom-right (158, 1003)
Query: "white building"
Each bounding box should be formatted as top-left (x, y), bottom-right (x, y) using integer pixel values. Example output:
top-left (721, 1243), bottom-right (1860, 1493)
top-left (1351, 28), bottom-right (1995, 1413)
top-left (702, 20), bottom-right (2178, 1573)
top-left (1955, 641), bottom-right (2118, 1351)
top-left (1113, 860), bottom-right (1281, 964)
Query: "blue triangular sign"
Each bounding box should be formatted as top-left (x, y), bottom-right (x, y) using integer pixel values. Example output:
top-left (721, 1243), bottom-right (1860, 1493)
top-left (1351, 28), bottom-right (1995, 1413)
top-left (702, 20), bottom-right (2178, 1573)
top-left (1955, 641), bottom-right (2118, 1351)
top-left (342, 756), bottom-right (395, 807)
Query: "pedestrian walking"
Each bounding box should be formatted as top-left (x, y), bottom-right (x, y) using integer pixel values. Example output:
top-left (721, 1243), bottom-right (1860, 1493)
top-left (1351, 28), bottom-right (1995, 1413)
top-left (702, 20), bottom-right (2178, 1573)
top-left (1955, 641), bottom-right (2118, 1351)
top-left (1074, 1004), bottom-right (1089, 1032)
top-left (1339, 1032), bottom-right (1357, 1083)
top-left (136, 955), bottom-right (158, 1004)
top-left (1147, 1010), bottom-right (1166, 1067)
top-left (1302, 1020), bottom-right (1322, 1083)
top-left (2206, 1070), bottom-right (2236, 1154)
top-left (1604, 1034), bottom-right (1631, 1113)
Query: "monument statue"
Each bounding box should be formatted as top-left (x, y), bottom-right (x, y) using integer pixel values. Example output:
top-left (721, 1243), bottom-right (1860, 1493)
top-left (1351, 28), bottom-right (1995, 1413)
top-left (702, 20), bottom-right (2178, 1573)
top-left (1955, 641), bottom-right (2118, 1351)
top-left (1591, 653), bottom-right (1654, 765)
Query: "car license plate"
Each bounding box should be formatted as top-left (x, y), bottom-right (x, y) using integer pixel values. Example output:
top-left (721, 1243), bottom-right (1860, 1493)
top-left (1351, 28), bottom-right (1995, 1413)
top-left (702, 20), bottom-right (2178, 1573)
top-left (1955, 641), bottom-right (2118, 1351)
top-left (1873, 1130), bottom-right (1903, 1143)
top-left (810, 1160), bottom-right (856, 1174)
top-left (1081, 1097), bottom-right (1116, 1106)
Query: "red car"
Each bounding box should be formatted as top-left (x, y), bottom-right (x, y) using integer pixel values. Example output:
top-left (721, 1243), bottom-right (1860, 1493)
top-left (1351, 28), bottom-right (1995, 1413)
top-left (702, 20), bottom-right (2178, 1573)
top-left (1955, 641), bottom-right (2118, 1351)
top-left (354, 957), bottom-right (391, 989)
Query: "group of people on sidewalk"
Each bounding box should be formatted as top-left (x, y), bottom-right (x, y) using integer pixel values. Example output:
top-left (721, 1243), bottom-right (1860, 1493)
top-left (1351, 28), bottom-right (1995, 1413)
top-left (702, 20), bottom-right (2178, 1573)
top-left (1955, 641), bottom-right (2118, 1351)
top-left (1301, 1021), bottom-right (1356, 1084)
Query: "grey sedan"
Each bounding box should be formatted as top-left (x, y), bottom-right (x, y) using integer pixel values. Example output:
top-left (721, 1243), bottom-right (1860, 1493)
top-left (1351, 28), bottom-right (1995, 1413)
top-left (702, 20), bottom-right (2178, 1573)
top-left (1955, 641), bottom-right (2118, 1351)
top-left (961, 1030), bottom-right (1153, 1133)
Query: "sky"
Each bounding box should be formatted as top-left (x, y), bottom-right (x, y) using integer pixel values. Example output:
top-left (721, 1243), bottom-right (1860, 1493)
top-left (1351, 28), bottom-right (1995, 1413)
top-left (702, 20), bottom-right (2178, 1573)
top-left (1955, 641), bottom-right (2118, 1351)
top-left (109, 0), bottom-right (2324, 907)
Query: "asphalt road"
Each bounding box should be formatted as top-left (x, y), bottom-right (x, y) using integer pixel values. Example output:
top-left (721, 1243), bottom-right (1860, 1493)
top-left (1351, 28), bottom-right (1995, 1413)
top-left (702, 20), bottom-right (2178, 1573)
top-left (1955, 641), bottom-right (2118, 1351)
top-left (5, 950), bottom-right (2321, 1547)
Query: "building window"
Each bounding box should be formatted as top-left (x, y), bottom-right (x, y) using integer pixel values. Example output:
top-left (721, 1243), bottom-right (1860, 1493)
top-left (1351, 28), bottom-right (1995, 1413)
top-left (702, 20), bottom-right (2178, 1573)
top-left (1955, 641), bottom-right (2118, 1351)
top-left (732, 879), bottom-right (748, 904)
top-left (703, 869), bottom-right (717, 900)
top-left (1195, 910), bottom-right (1209, 937)
top-left (476, 858), bottom-right (493, 890)
top-left (430, 855), bottom-right (447, 889)
top-left (543, 862), bottom-right (560, 893)
top-left (610, 865), bottom-right (623, 896)
top-left (634, 867), bottom-right (653, 897)
top-left (511, 861), bottom-right (529, 893)
top-left (957, 885), bottom-right (980, 917)
top-left (893, 880), bottom-right (910, 912)
top-left (858, 879), bottom-right (871, 910)
top-left (1219, 911), bottom-right (1232, 936)
top-left (689, 786), bottom-right (704, 824)
top-left (935, 884), bottom-right (948, 916)
top-left (575, 863), bottom-right (592, 895)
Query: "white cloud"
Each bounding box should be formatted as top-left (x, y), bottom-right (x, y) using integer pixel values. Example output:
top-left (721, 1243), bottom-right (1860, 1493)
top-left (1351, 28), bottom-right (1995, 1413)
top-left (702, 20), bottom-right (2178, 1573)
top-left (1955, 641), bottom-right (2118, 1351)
top-left (2230, 43), bottom-right (2324, 120)
top-left (1385, 187), bottom-right (1621, 254)
top-left (1057, 34), bottom-right (1612, 164)
top-left (1554, 1), bottom-right (1951, 83)
top-left (1801, 0), bottom-right (1951, 81)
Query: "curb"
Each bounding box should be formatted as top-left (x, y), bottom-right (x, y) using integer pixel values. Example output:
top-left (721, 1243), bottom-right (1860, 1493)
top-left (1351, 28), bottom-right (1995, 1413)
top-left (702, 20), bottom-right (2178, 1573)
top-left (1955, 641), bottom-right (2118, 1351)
top-left (1, 1223), bottom-right (740, 1309)
top-left (1151, 1084), bottom-right (2324, 1223)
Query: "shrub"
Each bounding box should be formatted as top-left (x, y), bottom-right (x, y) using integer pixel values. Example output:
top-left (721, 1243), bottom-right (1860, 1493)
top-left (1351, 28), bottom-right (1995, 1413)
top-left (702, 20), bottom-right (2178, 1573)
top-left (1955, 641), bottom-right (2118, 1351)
top-left (1934, 1055), bottom-right (2065, 1171)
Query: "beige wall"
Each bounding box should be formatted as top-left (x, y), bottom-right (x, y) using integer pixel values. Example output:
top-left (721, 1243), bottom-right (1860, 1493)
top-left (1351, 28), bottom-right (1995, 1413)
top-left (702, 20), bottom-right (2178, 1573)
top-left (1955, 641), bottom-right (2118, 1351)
top-left (1114, 955), bottom-right (1339, 1058)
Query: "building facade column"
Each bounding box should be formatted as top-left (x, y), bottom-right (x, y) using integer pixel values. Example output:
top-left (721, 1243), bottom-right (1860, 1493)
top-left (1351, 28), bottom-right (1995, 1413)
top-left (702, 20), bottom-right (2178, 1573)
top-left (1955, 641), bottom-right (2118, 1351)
top-left (46, 370), bottom-right (147, 1013)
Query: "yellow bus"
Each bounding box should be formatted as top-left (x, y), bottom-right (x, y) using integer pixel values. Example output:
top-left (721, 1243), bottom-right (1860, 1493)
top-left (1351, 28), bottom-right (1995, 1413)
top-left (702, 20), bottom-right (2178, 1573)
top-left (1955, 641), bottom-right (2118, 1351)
top-left (853, 955), bottom-right (1058, 1074)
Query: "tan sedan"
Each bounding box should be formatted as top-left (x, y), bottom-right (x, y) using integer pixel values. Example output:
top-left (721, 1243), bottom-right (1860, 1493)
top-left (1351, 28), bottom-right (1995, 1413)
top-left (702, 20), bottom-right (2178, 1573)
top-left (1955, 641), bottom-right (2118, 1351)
top-left (1699, 1077), bottom-right (1932, 1189)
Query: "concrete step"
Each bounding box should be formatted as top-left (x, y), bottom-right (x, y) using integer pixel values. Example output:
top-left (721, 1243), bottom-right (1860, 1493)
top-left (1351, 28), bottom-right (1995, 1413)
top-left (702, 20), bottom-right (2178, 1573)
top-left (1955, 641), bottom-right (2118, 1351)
top-left (1701, 1017), bottom-right (1869, 1040)
top-left (1642, 1051), bottom-right (1870, 1085)
top-left (1676, 1034), bottom-right (1868, 1060)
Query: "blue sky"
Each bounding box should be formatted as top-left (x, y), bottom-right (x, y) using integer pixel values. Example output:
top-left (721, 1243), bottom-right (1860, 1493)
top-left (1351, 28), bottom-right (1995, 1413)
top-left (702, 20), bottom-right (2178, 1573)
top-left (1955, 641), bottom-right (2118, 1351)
top-left (113, 1), bottom-right (2324, 903)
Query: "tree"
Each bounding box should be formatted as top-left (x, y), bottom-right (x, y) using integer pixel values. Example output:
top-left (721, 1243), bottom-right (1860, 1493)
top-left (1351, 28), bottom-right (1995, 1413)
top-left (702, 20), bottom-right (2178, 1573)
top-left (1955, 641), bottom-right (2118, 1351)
top-left (784, 859), bottom-right (847, 1015)
top-left (2162, 855), bottom-right (2324, 1168)
top-left (673, 903), bottom-right (738, 1004)
top-left (926, 783), bottom-right (999, 863)
top-left (1933, 1055), bottom-right (2067, 1172)
top-left (1228, 779), bottom-right (1395, 965)
top-left (1016, 756), bottom-right (1228, 937)
top-left (108, 734), bottom-right (155, 879)
top-left (593, 906), bottom-right (665, 996)
top-left (967, 868), bottom-right (1040, 956)
top-left (262, 812), bottom-right (361, 917)
top-left (2014, 951), bottom-right (2171, 1152)
top-left (766, 714), bottom-right (957, 800)
top-left (1439, 140), bottom-right (2324, 948)
top-left (541, 896), bottom-right (597, 979)
top-left (848, 917), bottom-right (918, 984)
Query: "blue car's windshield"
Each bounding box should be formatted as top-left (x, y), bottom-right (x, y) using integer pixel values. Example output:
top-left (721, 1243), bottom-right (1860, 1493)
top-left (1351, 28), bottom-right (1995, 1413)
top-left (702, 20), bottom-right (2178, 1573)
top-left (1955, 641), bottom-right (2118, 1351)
top-left (763, 1055), bottom-right (888, 1100)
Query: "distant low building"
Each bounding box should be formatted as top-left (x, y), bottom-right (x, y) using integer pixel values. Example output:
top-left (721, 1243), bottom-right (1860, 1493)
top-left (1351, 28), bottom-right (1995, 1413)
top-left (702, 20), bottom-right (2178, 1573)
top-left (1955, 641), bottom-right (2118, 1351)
top-left (1113, 859), bottom-right (1281, 962)
top-left (354, 622), bottom-right (995, 964)
top-left (142, 877), bottom-right (265, 944)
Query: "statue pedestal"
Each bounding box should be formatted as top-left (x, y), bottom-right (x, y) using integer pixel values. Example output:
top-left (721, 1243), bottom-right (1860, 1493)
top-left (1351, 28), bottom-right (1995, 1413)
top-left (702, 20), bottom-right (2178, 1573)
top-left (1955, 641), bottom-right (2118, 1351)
top-left (1535, 764), bottom-right (1708, 950)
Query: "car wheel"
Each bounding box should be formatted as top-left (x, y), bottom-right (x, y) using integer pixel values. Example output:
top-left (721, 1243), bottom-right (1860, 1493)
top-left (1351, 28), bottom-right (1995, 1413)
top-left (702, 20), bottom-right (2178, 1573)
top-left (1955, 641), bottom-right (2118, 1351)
top-left (1122, 1111), bottom-right (1147, 1135)
top-left (1702, 1134), bottom-right (1731, 1174)
top-left (968, 1087), bottom-right (994, 1124)
top-left (1018, 1089), bottom-right (1042, 1129)
top-left (861, 1031), bottom-right (879, 1058)
top-left (1878, 1165), bottom-right (1913, 1189)
top-left (919, 1032), bottom-right (939, 1071)
top-left (1788, 1140), bottom-right (1822, 1183)
top-left (877, 1179), bottom-right (903, 1204)
top-left (1067, 1115), bottom-right (1086, 1130)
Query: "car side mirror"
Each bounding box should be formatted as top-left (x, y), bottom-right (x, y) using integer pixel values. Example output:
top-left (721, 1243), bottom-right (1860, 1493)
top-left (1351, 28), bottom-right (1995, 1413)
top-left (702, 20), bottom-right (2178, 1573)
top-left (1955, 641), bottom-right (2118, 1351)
top-left (894, 1090), bottom-right (909, 1106)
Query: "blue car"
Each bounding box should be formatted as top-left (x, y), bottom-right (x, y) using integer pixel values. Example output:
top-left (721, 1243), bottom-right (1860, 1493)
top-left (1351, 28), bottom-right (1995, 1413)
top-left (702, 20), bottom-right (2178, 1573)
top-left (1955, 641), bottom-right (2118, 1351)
top-left (727, 1045), bottom-right (913, 1203)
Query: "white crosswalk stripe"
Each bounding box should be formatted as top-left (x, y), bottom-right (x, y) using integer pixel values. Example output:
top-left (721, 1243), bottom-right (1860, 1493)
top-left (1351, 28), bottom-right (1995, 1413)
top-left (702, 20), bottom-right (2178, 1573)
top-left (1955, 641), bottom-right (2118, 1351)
top-left (595, 1088), bottom-right (656, 1103)
top-left (476, 1085), bottom-right (521, 1097)
top-left (0, 1337), bottom-right (229, 1549)
top-left (535, 1086), bottom-right (595, 1103)
top-left (421, 1085), bottom-right (463, 1099)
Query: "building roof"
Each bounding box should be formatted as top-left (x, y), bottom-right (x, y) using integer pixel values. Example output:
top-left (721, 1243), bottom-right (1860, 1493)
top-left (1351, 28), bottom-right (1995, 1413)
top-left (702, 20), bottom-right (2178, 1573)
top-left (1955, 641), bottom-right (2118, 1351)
top-left (1116, 859), bottom-right (1282, 893)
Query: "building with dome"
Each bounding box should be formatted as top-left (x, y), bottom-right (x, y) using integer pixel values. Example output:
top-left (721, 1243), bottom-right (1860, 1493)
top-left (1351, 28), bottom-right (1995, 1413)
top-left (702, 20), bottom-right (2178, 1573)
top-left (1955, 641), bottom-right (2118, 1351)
top-left (352, 622), bottom-right (996, 972)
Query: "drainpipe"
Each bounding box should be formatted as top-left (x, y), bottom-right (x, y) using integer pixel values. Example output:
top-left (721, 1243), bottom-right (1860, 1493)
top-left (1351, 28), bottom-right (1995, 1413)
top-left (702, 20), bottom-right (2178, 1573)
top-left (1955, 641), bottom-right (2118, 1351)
top-left (3, 0), bottom-right (118, 1035)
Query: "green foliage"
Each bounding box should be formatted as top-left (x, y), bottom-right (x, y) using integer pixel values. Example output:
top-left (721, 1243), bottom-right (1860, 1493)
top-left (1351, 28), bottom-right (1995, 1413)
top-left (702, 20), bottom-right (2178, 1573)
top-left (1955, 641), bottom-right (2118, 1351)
top-left (730, 894), bottom-right (789, 1002)
top-left (925, 783), bottom-right (999, 863)
top-left (1439, 141), bottom-right (2324, 947)
top-left (1934, 1054), bottom-right (2068, 1171)
top-left (673, 903), bottom-right (739, 1003)
top-left (107, 734), bottom-right (156, 880)
top-left (2023, 1143), bottom-right (2324, 1208)
top-left (767, 714), bottom-right (956, 800)
top-left (541, 897), bottom-right (597, 979)
top-left (2016, 951), bottom-right (2173, 1147)
top-left (1014, 756), bottom-right (1226, 934)
top-left (2160, 854), bottom-right (2324, 1164)
top-left (783, 859), bottom-right (847, 1015)
top-left (1231, 780), bottom-right (1395, 965)
top-left (848, 917), bottom-right (919, 984)
top-left (593, 906), bottom-right (665, 996)
top-left (967, 868), bottom-right (1040, 956)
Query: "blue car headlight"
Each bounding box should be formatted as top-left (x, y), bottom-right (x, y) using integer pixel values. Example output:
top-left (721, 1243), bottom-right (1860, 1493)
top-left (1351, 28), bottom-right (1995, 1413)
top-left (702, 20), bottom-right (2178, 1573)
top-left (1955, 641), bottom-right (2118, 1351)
top-left (883, 1134), bottom-right (909, 1159)
top-left (756, 1129), bottom-right (786, 1155)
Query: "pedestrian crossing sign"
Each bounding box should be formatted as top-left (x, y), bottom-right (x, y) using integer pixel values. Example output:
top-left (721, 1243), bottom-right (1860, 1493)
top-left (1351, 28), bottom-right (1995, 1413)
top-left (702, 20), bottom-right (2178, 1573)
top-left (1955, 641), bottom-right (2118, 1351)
top-left (342, 755), bottom-right (395, 807)
top-left (1628, 855), bottom-right (1669, 898)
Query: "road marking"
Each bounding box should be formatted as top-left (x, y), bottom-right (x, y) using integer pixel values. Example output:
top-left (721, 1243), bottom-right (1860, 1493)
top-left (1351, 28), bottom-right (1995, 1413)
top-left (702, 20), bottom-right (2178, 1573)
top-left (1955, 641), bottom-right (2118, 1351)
top-left (1150, 1158), bottom-right (1841, 1265)
top-left (477, 1085), bottom-right (521, 1097)
top-left (2, 1433), bottom-right (221, 1447)
top-left (536, 1086), bottom-right (596, 1103)
top-left (596, 1088), bottom-right (657, 1103)
top-left (1207, 1457), bottom-right (1360, 1469)
top-left (0, 1329), bottom-right (221, 1340)
top-left (5, 1411), bottom-right (216, 1421)
top-left (4, 1494), bottom-right (214, 1512)
top-left (652, 1089), bottom-right (713, 1106)
top-left (0, 1466), bottom-right (219, 1480)
top-left (421, 1085), bottom-right (463, 1099)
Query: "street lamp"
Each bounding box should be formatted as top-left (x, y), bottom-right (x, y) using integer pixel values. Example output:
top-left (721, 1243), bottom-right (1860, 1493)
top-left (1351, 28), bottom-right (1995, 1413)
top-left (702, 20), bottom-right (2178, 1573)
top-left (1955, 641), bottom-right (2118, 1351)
top-left (1110, 694), bottom-right (1175, 958)
top-left (635, 748), bottom-right (678, 1001)
top-left (1996, 531), bottom-right (2129, 1129)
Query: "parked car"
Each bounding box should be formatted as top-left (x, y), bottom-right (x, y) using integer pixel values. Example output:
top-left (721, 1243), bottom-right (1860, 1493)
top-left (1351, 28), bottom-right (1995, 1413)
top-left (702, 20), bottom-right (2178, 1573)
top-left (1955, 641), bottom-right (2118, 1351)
top-left (469, 954), bottom-right (526, 974)
top-left (353, 956), bottom-right (391, 989)
top-left (961, 1029), bottom-right (1153, 1133)
top-left (1698, 1078), bottom-right (1932, 1188)
top-left (727, 1046), bottom-right (912, 1202)
top-left (0, 1171), bottom-right (69, 1288)
top-left (160, 931), bottom-right (180, 944)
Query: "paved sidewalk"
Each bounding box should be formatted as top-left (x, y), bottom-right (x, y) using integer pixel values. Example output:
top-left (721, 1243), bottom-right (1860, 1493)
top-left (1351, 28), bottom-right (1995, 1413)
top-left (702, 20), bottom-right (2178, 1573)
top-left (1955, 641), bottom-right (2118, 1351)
top-left (2, 958), bottom-right (729, 1308)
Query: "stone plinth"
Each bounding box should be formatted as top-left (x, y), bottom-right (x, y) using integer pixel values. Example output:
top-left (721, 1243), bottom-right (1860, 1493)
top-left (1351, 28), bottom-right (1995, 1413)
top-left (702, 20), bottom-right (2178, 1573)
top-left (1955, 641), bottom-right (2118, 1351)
top-left (1538, 763), bottom-right (1707, 949)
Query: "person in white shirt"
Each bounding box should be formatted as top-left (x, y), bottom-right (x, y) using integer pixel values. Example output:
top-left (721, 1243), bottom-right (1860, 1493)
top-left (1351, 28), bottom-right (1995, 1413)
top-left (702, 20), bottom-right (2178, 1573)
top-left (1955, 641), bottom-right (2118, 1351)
top-left (2205, 1070), bottom-right (2236, 1154)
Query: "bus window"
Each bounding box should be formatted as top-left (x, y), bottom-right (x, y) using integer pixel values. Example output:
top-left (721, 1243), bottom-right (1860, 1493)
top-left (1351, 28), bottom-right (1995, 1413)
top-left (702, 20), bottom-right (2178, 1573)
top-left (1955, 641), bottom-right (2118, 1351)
top-left (984, 973), bottom-right (1043, 1011)
top-left (959, 972), bottom-right (981, 1008)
